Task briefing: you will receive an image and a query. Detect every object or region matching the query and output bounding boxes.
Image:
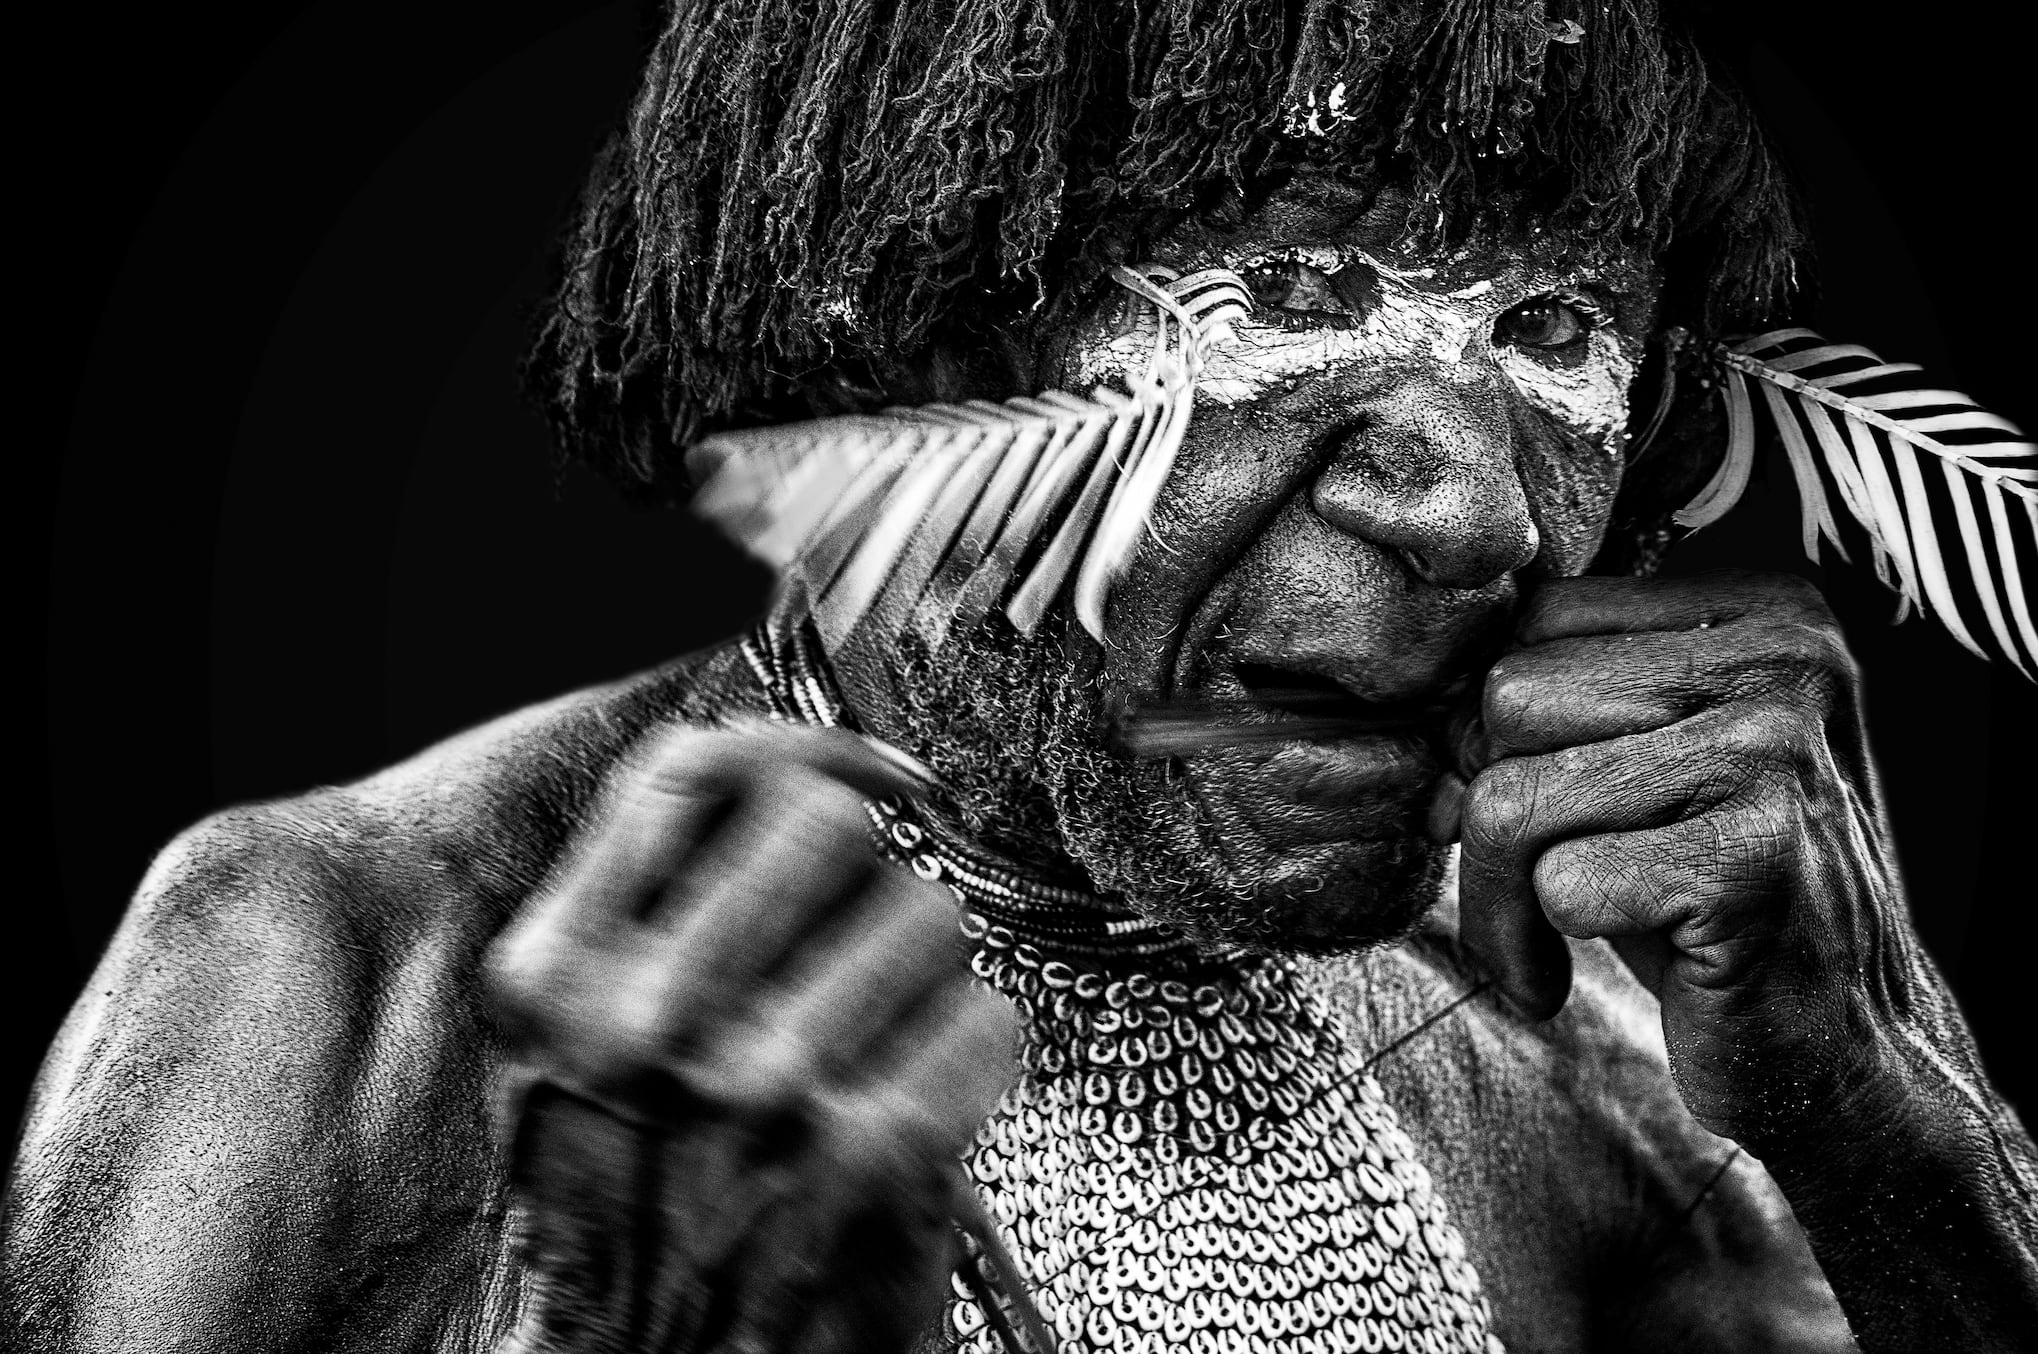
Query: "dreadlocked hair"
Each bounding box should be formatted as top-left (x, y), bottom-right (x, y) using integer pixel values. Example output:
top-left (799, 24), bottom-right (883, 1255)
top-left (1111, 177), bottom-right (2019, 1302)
top-left (527, 0), bottom-right (1805, 500)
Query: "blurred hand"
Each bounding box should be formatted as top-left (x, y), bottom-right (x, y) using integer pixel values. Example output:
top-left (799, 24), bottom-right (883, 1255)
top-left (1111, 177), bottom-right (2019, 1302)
top-left (485, 722), bottom-right (1019, 1354)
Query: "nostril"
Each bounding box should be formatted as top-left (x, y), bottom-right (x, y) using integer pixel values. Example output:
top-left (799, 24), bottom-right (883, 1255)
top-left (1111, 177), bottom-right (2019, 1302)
top-left (1313, 452), bottom-right (1539, 589)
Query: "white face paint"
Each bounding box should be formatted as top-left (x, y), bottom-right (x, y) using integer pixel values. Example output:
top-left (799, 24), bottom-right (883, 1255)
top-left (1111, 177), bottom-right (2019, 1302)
top-left (1071, 244), bottom-right (1638, 452)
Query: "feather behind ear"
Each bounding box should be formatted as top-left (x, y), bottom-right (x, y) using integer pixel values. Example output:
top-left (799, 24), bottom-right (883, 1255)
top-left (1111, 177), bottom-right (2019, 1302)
top-left (1680, 329), bottom-right (2037, 678)
top-left (686, 267), bottom-right (1250, 659)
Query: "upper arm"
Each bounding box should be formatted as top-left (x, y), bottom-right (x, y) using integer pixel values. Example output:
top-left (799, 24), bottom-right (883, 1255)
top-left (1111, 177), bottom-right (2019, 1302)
top-left (4, 805), bottom-right (516, 1354)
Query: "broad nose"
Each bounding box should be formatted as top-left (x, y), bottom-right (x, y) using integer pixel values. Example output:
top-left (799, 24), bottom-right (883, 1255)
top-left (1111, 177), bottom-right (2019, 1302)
top-left (1307, 369), bottom-right (1537, 590)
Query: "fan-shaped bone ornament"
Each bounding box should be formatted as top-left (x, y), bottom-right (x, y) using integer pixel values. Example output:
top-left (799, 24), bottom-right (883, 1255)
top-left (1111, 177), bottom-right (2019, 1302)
top-left (685, 267), bottom-right (1248, 665)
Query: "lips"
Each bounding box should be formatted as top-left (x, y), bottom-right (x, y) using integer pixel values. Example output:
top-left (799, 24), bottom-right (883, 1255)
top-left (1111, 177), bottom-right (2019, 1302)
top-left (1108, 655), bottom-right (1478, 770)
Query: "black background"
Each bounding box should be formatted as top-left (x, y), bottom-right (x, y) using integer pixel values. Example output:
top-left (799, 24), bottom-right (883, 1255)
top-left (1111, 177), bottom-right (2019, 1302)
top-left (17, 2), bottom-right (2036, 1153)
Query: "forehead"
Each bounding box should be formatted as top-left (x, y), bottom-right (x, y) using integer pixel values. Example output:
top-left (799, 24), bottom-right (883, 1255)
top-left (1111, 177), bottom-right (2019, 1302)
top-left (1166, 170), bottom-right (1656, 294)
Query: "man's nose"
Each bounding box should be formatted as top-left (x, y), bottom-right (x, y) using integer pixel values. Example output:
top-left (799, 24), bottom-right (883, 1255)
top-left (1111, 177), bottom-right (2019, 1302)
top-left (1307, 371), bottom-right (1538, 590)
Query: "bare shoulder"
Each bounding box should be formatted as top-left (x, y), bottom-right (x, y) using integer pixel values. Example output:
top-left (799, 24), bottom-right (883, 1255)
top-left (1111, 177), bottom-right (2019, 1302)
top-left (5, 642), bottom-right (763, 1354)
top-left (1302, 888), bottom-right (1854, 1351)
top-left (151, 641), bottom-right (761, 942)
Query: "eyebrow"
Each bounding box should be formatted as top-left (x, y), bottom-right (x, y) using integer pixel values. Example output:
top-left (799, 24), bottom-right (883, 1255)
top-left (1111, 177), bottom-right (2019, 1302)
top-left (1237, 177), bottom-right (1421, 254)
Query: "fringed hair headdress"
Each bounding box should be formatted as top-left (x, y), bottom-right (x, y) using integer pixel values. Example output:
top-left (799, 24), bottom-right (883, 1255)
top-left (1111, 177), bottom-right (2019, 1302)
top-left (526, 0), bottom-right (1801, 496)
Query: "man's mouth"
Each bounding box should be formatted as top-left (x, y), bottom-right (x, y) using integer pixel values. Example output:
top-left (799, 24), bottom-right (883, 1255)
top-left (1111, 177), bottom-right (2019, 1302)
top-left (1107, 660), bottom-right (1473, 760)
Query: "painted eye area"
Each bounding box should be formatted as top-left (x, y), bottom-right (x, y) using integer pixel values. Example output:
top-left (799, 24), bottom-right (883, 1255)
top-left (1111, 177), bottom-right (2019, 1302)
top-left (1237, 259), bottom-right (1378, 330)
top-left (1494, 292), bottom-right (1605, 352)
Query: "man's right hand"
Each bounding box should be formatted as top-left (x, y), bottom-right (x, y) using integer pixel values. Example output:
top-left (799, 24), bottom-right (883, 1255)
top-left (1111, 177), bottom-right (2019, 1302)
top-left (483, 722), bottom-right (1019, 1354)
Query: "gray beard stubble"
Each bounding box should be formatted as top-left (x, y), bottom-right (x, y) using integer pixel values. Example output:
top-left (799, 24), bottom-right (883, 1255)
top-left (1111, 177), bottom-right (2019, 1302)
top-left (873, 615), bottom-right (1443, 955)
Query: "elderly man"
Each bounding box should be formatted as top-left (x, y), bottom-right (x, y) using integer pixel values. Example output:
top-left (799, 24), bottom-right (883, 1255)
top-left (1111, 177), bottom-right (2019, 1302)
top-left (8, 2), bottom-right (2036, 1352)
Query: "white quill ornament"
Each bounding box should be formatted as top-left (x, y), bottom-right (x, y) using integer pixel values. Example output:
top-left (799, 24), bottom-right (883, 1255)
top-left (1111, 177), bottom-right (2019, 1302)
top-left (685, 266), bottom-right (1250, 664)
top-left (1677, 329), bottom-right (2037, 678)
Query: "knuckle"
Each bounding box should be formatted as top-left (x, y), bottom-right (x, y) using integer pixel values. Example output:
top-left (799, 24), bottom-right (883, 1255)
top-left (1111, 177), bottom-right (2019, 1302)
top-left (1530, 842), bottom-right (1607, 921)
top-left (1709, 705), bottom-right (1774, 758)
top-left (570, 974), bottom-right (692, 1097)
top-left (877, 864), bottom-right (963, 929)
top-left (1705, 703), bottom-right (1821, 786)
top-left (488, 945), bottom-right (670, 1091)
top-left (1732, 784), bottom-right (1803, 854)
top-left (700, 1025), bottom-right (816, 1113)
top-left (640, 721), bottom-right (735, 788)
top-left (483, 921), bottom-right (572, 1036)
top-left (797, 767), bottom-right (881, 829)
top-left (1760, 570), bottom-right (1826, 611)
top-left (1763, 616), bottom-right (1852, 683)
top-left (1713, 568), bottom-right (1822, 612)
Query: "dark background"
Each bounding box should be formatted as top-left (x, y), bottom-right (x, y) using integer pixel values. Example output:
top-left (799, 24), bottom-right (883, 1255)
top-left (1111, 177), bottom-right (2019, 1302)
top-left (18, 3), bottom-right (2036, 1153)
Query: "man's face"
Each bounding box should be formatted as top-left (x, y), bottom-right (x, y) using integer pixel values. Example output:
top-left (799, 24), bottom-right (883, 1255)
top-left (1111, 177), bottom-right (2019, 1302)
top-left (887, 170), bottom-right (1661, 954)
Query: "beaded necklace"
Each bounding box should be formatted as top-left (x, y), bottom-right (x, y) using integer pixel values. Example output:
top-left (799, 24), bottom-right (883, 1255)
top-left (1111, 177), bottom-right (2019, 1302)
top-left (741, 620), bottom-right (1504, 1354)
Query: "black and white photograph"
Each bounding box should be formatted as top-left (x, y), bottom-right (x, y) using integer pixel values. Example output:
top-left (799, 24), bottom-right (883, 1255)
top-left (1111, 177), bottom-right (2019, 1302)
top-left (15, 1), bottom-right (2037, 1349)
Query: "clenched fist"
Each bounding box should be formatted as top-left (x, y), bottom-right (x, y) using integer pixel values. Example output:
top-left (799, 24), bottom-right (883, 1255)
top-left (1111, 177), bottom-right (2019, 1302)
top-left (484, 723), bottom-right (1020, 1354)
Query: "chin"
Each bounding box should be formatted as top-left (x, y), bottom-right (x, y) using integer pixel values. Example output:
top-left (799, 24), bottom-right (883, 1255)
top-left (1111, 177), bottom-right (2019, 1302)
top-left (1118, 816), bottom-right (1449, 958)
top-left (1056, 744), bottom-right (1454, 958)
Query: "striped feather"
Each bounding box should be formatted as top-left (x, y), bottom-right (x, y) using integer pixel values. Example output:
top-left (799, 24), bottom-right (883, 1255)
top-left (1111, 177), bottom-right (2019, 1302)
top-left (1681, 329), bottom-right (2037, 678)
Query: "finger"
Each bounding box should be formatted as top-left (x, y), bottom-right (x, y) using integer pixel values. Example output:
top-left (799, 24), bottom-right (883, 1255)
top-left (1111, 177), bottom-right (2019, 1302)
top-left (1530, 830), bottom-right (1702, 1000)
top-left (1531, 831), bottom-right (1685, 943)
top-left (1516, 570), bottom-right (1821, 645)
top-left (507, 1085), bottom-right (651, 1329)
top-left (1533, 809), bottom-right (1787, 944)
top-left (681, 867), bottom-right (966, 1117)
top-left (1480, 633), bottom-right (1700, 759)
top-left (639, 762), bottom-right (888, 1035)
top-left (777, 869), bottom-right (968, 1066)
top-left (543, 722), bottom-right (933, 933)
top-left (1456, 722), bottom-right (1738, 1019)
top-left (823, 979), bottom-right (1021, 1174)
top-left (1526, 827), bottom-right (1683, 999)
top-left (1456, 851), bottom-right (1571, 1022)
top-left (640, 1124), bottom-right (785, 1342)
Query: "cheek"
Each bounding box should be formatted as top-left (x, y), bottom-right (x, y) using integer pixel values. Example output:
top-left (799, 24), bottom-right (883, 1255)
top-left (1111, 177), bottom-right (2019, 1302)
top-left (1496, 333), bottom-right (1633, 574)
top-left (1494, 328), bottom-right (1634, 440)
top-left (1506, 394), bottom-right (1627, 575)
top-left (1093, 406), bottom-right (1326, 691)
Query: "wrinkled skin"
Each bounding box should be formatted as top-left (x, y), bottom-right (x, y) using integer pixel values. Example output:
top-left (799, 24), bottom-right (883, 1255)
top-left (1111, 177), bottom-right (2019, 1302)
top-left (484, 171), bottom-right (2035, 1351)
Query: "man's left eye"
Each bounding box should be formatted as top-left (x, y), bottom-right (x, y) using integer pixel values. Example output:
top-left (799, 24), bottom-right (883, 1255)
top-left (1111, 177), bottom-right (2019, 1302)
top-left (1494, 295), bottom-right (1598, 349)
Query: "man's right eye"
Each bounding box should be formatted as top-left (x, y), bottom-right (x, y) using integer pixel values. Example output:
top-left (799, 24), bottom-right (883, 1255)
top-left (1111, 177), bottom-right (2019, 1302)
top-left (1238, 260), bottom-right (1377, 327)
